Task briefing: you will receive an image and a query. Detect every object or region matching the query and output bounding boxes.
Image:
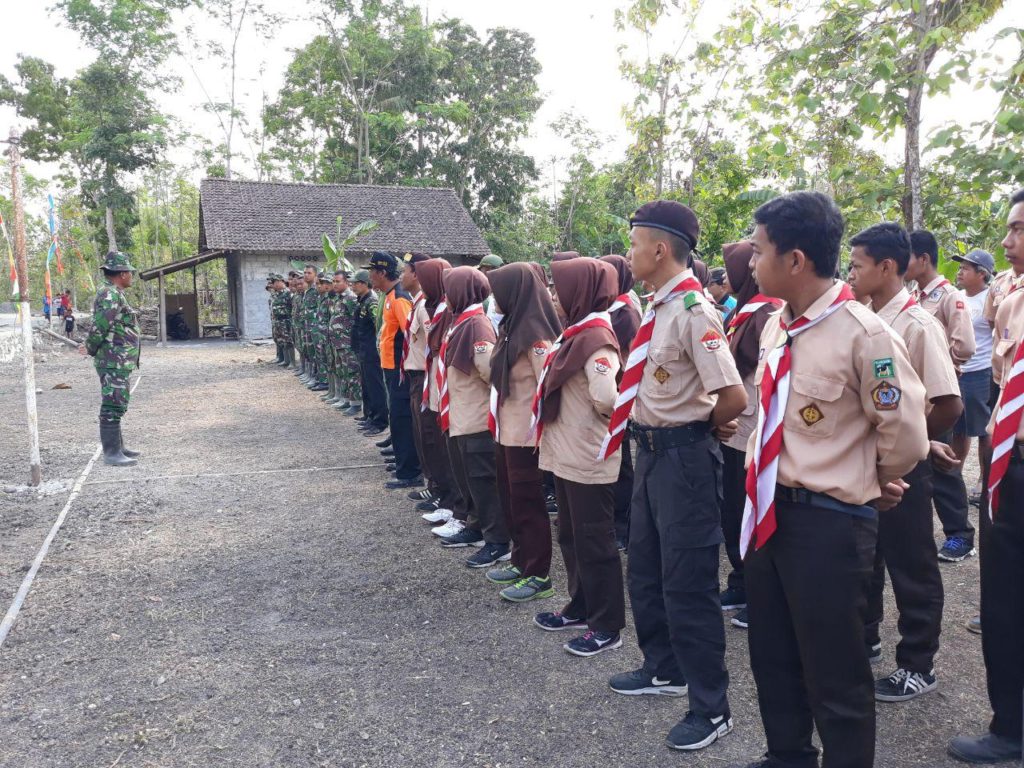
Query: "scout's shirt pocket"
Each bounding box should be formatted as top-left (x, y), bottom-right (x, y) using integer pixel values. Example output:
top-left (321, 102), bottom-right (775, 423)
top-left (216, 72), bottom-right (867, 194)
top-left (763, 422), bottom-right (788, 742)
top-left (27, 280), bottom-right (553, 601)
top-left (646, 345), bottom-right (682, 397)
top-left (785, 372), bottom-right (844, 438)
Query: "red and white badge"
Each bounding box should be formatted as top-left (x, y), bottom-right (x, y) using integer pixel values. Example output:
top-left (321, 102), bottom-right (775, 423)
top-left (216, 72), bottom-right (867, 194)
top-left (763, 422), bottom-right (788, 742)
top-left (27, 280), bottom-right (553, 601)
top-left (532, 342), bottom-right (548, 356)
top-left (594, 357), bottom-right (611, 375)
top-left (956, 300), bottom-right (965, 310)
top-left (701, 330), bottom-right (724, 352)
top-left (474, 341), bottom-right (489, 354)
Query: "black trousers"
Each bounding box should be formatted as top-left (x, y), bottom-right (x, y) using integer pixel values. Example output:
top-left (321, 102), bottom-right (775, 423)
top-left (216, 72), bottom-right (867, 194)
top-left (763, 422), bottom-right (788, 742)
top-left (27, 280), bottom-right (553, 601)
top-left (452, 431), bottom-right (508, 544)
top-left (384, 368), bottom-right (420, 480)
top-left (865, 460), bottom-right (943, 673)
top-left (746, 502), bottom-right (877, 768)
top-left (444, 432), bottom-right (473, 522)
top-left (932, 429), bottom-right (975, 544)
top-left (358, 353), bottom-right (388, 429)
top-left (612, 434), bottom-right (634, 543)
top-left (628, 436), bottom-right (729, 718)
top-left (981, 459), bottom-right (1024, 741)
top-left (407, 371), bottom-right (429, 481)
top-left (555, 476), bottom-right (624, 633)
top-left (497, 445), bottom-right (551, 577)
top-left (422, 408), bottom-right (461, 511)
top-left (721, 444), bottom-right (747, 593)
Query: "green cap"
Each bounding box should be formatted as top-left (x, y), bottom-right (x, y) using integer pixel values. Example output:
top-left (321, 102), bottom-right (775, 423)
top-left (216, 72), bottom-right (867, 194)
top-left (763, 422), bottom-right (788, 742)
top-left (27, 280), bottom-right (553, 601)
top-left (478, 254), bottom-right (503, 269)
top-left (102, 251), bottom-right (136, 273)
top-left (317, 271), bottom-right (332, 283)
top-left (352, 269), bottom-right (371, 285)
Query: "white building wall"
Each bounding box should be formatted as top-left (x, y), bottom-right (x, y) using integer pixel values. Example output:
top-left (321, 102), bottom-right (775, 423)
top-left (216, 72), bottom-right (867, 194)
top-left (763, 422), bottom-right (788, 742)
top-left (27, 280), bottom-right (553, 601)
top-left (238, 253), bottom-right (309, 338)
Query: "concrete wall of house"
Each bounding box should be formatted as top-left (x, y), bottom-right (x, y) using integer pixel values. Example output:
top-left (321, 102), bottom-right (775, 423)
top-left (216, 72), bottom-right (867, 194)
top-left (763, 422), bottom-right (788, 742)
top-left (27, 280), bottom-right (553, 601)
top-left (238, 253), bottom-right (323, 338)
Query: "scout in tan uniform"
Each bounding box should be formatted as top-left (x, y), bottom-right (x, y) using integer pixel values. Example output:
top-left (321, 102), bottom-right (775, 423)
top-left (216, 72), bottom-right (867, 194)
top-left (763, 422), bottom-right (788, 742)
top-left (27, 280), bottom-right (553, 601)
top-left (949, 187), bottom-right (1024, 765)
top-left (848, 222), bottom-right (963, 705)
top-left (905, 229), bottom-right (978, 561)
top-left (737, 193), bottom-right (928, 768)
top-left (605, 201), bottom-right (747, 753)
top-left (532, 258), bottom-right (625, 657)
top-left (399, 253), bottom-right (432, 499)
top-left (982, 208), bottom-right (1024, 325)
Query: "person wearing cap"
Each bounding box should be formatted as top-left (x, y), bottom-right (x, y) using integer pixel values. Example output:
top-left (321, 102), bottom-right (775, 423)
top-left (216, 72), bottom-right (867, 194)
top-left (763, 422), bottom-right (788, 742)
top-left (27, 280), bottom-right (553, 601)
top-left (328, 269), bottom-right (362, 414)
top-left (906, 230), bottom-right (978, 563)
top-left (299, 264), bottom-right (320, 386)
top-left (80, 251), bottom-right (143, 467)
top-left (320, 271), bottom-right (345, 406)
top-left (270, 274), bottom-right (293, 367)
top-left (605, 200), bottom-right (746, 751)
top-left (478, 254), bottom-right (505, 332)
top-left (289, 271), bottom-right (305, 371)
top-left (366, 252), bottom-right (421, 485)
top-left (707, 267), bottom-right (736, 319)
top-left (307, 272), bottom-right (332, 394)
top-left (351, 269), bottom-right (389, 433)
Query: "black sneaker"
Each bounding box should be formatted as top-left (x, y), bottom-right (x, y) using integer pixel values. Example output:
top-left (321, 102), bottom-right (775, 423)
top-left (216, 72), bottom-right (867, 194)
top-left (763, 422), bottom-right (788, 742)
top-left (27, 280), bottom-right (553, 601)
top-left (466, 543), bottom-right (511, 569)
top-left (375, 436), bottom-right (393, 448)
top-left (966, 615), bottom-right (981, 635)
top-left (666, 711), bottom-right (733, 751)
top-left (563, 630), bottom-right (622, 657)
top-left (409, 488), bottom-right (434, 502)
top-left (608, 668), bottom-right (687, 697)
top-left (875, 668), bottom-right (937, 702)
top-left (720, 586), bottom-right (746, 611)
top-left (545, 493), bottom-right (557, 515)
top-left (416, 499), bottom-right (441, 512)
top-left (867, 642), bottom-right (882, 664)
top-left (948, 733), bottom-right (1023, 764)
top-left (533, 612), bottom-right (587, 632)
top-left (730, 607), bottom-right (749, 629)
top-left (440, 527), bottom-right (484, 548)
top-left (938, 536), bottom-right (976, 562)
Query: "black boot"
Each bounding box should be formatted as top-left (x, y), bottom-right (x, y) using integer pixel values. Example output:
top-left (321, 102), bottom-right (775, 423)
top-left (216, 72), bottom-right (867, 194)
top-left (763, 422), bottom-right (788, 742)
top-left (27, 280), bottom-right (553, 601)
top-left (278, 344), bottom-right (290, 367)
top-left (100, 421), bottom-right (137, 467)
top-left (273, 343), bottom-right (283, 364)
top-left (119, 426), bottom-right (141, 458)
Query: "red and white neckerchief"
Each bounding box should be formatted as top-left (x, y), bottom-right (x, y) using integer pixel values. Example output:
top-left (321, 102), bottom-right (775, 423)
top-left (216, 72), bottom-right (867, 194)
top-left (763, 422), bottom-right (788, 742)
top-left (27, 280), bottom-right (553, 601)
top-left (914, 277), bottom-right (950, 302)
top-left (899, 294), bottom-right (918, 314)
top-left (988, 333), bottom-right (1024, 519)
top-left (399, 291), bottom-right (424, 384)
top-left (608, 293), bottom-right (633, 314)
top-left (739, 283), bottom-right (856, 557)
top-left (726, 294), bottom-right (783, 338)
top-left (421, 300), bottom-right (447, 412)
top-left (488, 385), bottom-right (500, 441)
top-left (528, 311), bottom-right (614, 444)
top-left (596, 272), bottom-right (703, 460)
top-left (436, 303), bottom-right (484, 432)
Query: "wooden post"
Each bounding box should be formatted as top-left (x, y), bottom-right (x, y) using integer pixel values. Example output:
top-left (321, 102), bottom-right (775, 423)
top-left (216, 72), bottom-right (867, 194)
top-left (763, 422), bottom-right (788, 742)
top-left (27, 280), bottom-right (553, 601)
top-left (157, 271), bottom-right (167, 344)
top-left (7, 130), bottom-right (42, 486)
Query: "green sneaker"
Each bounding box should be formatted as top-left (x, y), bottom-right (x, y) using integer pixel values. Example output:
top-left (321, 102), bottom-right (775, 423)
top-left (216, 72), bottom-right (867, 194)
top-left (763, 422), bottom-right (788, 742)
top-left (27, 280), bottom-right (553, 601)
top-left (485, 564), bottom-right (522, 585)
top-left (500, 576), bottom-right (554, 603)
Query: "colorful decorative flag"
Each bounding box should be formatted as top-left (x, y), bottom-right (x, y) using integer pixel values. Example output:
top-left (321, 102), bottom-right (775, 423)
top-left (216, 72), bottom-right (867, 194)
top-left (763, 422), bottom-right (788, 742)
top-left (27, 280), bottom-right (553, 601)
top-left (0, 210), bottom-right (16, 299)
top-left (46, 193), bottom-right (65, 276)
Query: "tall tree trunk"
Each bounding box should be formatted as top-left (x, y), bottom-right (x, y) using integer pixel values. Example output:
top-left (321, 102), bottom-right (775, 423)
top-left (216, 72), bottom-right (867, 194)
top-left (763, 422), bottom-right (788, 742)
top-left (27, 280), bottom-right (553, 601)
top-left (105, 206), bottom-right (118, 252)
top-left (902, 79), bottom-right (925, 231)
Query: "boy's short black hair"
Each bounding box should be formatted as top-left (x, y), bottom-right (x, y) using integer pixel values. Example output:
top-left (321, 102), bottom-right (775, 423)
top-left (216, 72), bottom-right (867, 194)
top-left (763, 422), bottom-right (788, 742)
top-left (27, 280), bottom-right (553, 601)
top-left (850, 222), bottom-right (911, 275)
top-left (1011, 189), bottom-right (1024, 206)
top-left (909, 230), bottom-right (939, 266)
top-left (665, 232), bottom-right (693, 267)
top-left (753, 191), bottom-right (845, 278)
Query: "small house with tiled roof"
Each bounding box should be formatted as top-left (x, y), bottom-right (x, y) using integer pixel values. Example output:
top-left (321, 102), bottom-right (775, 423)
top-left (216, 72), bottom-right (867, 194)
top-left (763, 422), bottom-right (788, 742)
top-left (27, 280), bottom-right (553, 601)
top-left (141, 178), bottom-right (489, 339)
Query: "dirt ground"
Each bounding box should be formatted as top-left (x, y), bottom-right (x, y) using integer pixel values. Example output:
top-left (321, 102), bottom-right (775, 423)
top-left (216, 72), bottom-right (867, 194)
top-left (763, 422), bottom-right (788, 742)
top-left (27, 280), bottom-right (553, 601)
top-left (0, 341), bottom-right (991, 768)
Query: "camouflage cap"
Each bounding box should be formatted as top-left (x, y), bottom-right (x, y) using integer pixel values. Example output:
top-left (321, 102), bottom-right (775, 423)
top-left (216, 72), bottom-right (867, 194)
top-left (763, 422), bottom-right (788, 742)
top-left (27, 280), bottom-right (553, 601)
top-left (317, 271), bottom-right (332, 283)
top-left (270, 272), bottom-right (286, 282)
top-left (352, 269), bottom-right (371, 285)
top-left (102, 251), bottom-right (136, 273)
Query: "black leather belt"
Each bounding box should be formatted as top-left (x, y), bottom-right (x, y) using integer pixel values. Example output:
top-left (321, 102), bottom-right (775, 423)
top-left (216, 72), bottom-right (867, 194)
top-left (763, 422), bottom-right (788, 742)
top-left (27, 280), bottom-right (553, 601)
top-left (775, 485), bottom-right (876, 519)
top-left (630, 421), bottom-right (711, 453)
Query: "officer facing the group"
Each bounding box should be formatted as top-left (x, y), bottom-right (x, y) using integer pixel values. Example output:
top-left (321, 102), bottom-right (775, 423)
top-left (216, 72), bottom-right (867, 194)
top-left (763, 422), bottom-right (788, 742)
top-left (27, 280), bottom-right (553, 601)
top-left (80, 251), bottom-right (143, 467)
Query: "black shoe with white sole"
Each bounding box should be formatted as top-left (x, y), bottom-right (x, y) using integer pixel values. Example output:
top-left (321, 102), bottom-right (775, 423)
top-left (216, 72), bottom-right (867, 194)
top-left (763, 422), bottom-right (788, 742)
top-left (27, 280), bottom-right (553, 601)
top-left (666, 711), bottom-right (733, 751)
top-left (875, 668), bottom-right (937, 702)
top-left (563, 630), bottom-right (622, 657)
top-left (533, 612), bottom-right (587, 632)
top-left (440, 527), bottom-right (484, 548)
top-left (730, 607), bottom-right (749, 629)
top-left (409, 488), bottom-right (434, 502)
top-left (720, 586), bottom-right (746, 611)
top-left (466, 543), bottom-right (511, 569)
top-left (608, 668), bottom-right (687, 697)
top-left (866, 642), bottom-right (882, 664)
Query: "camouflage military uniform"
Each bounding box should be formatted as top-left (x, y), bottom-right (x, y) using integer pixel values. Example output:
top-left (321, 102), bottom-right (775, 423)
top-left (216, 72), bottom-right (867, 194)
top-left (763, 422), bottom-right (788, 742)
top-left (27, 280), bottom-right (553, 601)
top-left (271, 288), bottom-right (293, 345)
top-left (329, 287), bottom-right (362, 402)
top-left (85, 278), bottom-right (141, 424)
top-left (302, 284), bottom-right (321, 380)
top-left (314, 286), bottom-right (334, 385)
top-left (291, 285), bottom-right (304, 355)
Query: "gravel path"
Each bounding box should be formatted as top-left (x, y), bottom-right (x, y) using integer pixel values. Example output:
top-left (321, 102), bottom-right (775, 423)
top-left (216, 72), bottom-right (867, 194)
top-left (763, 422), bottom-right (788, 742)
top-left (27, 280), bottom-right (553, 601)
top-left (0, 341), bottom-right (991, 767)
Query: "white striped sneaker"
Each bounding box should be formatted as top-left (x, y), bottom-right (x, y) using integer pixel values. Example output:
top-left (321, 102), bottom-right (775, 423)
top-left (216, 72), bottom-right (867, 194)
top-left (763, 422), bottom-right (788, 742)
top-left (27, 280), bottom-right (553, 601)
top-left (422, 507), bottom-right (454, 524)
top-left (431, 518), bottom-right (464, 538)
top-left (875, 668), bottom-right (937, 702)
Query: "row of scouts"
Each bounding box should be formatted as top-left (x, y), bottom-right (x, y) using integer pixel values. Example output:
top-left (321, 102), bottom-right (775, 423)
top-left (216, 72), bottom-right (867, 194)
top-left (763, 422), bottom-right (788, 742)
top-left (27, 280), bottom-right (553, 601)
top-left (266, 190), bottom-right (1024, 768)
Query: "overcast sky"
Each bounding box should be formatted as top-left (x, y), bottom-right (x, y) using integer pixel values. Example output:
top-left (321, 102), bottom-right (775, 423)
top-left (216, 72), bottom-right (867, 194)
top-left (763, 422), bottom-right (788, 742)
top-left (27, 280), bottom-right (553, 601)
top-left (1, 0), bottom-right (1018, 193)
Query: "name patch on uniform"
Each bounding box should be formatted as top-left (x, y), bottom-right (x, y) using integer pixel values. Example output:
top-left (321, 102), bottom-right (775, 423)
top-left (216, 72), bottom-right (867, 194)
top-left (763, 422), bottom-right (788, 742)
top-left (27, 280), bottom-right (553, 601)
top-left (872, 358), bottom-right (895, 379)
top-left (594, 357), bottom-right (611, 375)
top-left (800, 403), bottom-right (824, 426)
top-left (872, 381), bottom-right (901, 411)
top-left (701, 330), bottom-right (723, 352)
top-left (532, 342), bottom-right (548, 356)
top-left (653, 366), bottom-right (671, 384)
top-left (474, 342), bottom-right (489, 354)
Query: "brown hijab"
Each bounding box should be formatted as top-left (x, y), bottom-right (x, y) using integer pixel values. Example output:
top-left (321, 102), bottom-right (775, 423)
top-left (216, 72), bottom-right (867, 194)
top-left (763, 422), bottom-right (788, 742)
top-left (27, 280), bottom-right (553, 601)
top-left (488, 263), bottom-right (561, 398)
top-left (443, 266), bottom-right (495, 375)
top-left (723, 241), bottom-right (770, 379)
top-left (421, 259), bottom-right (454, 358)
top-left (551, 251), bottom-right (580, 262)
top-left (542, 258), bottom-right (619, 422)
top-left (599, 254), bottom-right (642, 354)
top-left (692, 258), bottom-right (711, 288)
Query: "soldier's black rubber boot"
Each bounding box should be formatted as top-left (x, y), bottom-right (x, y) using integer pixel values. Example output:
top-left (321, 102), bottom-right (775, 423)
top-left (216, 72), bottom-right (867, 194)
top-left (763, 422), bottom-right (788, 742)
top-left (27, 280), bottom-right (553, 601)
top-left (119, 426), bottom-right (142, 458)
top-left (100, 422), bottom-right (137, 467)
top-left (278, 345), bottom-right (290, 367)
top-left (274, 343), bottom-right (284, 364)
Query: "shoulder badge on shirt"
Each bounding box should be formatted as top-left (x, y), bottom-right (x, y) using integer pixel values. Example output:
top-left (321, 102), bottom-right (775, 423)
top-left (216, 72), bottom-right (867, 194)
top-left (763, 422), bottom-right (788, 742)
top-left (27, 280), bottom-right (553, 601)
top-left (473, 341), bottom-right (489, 354)
top-left (871, 381), bottom-right (901, 411)
top-left (872, 357), bottom-right (895, 379)
top-left (683, 291), bottom-right (700, 311)
top-left (532, 342), bottom-right (548, 356)
top-left (594, 356), bottom-right (611, 375)
top-left (653, 366), bottom-right (671, 384)
top-left (956, 300), bottom-right (965, 310)
top-left (928, 288), bottom-right (942, 301)
top-left (701, 329), bottom-right (723, 352)
top-left (800, 403), bottom-right (824, 426)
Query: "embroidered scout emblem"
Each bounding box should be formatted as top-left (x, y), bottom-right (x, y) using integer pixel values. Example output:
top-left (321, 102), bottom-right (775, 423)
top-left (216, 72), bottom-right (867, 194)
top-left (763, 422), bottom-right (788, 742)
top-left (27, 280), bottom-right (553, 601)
top-left (800, 404), bottom-right (824, 426)
top-left (653, 366), bottom-right (671, 384)
top-left (872, 381), bottom-right (902, 411)
top-left (873, 357), bottom-right (895, 379)
top-left (956, 300), bottom-right (965, 310)
top-left (473, 342), bottom-right (488, 354)
top-left (683, 292), bottom-right (700, 310)
top-left (928, 289), bottom-right (942, 301)
top-left (594, 357), bottom-right (611, 375)
top-left (701, 330), bottom-right (723, 352)
top-left (532, 342), bottom-right (548, 356)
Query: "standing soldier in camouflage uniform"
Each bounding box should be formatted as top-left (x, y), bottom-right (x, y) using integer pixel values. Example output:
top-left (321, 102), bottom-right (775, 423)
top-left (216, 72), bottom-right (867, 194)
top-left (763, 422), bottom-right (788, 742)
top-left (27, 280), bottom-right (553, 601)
top-left (79, 251), bottom-right (142, 467)
top-left (289, 271), bottom-right (304, 374)
top-left (270, 274), bottom-right (294, 367)
top-left (328, 269), bottom-right (362, 414)
top-left (299, 265), bottom-right (319, 384)
top-left (308, 271), bottom-right (332, 392)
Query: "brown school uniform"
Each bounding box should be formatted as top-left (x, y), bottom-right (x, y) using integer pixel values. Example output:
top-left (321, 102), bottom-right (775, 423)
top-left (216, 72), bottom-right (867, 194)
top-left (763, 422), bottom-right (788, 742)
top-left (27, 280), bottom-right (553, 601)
top-left (983, 269), bottom-right (1024, 324)
top-left (497, 346), bottom-right (549, 448)
top-left (917, 276), bottom-right (976, 368)
top-left (446, 341), bottom-right (493, 438)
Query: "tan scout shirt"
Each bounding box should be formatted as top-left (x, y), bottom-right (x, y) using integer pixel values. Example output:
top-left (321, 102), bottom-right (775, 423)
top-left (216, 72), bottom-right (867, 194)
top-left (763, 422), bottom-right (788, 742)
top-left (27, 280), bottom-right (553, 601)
top-left (725, 374), bottom-right (760, 453)
top-left (876, 289), bottom-right (961, 412)
top-left (404, 295), bottom-right (428, 372)
top-left (539, 346), bottom-right (621, 484)
top-left (750, 283), bottom-right (929, 505)
top-left (916, 276), bottom-right (976, 367)
top-left (632, 271), bottom-right (743, 427)
top-left (984, 269), bottom-right (1024, 324)
top-left (497, 345), bottom-right (550, 448)
top-left (427, 355), bottom-right (441, 411)
top-left (447, 340), bottom-right (493, 437)
top-left (992, 289), bottom-right (1024, 388)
